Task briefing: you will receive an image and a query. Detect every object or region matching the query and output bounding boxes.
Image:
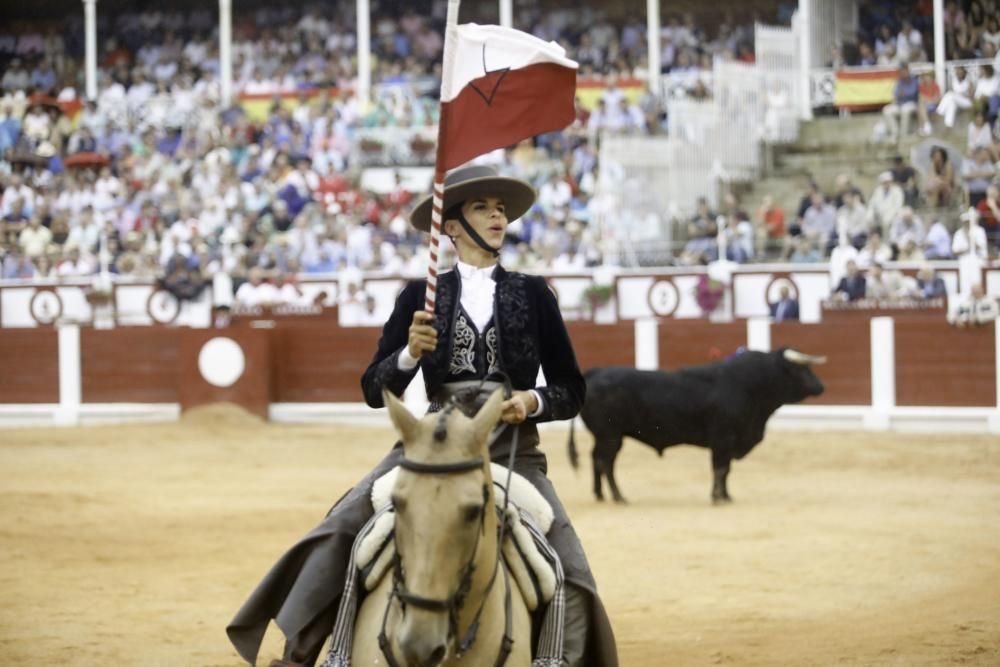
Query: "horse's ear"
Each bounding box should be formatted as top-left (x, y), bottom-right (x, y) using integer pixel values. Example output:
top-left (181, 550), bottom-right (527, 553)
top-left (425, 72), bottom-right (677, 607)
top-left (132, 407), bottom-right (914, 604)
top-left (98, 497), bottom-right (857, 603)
top-left (471, 388), bottom-right (505, 445)
top-left (384, 390), bottom-right (420, 443)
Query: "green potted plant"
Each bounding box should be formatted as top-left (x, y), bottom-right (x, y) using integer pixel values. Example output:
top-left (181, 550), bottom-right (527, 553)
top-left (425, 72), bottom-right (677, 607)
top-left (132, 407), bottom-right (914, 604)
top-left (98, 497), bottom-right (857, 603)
top-left (582, 284), bottom-right (614, 318)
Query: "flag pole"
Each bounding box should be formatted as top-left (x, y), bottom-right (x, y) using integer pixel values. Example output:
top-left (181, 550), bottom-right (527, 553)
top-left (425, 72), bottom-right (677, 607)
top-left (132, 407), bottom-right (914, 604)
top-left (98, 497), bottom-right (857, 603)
top-left (424, 0), bottom-right (461, 315)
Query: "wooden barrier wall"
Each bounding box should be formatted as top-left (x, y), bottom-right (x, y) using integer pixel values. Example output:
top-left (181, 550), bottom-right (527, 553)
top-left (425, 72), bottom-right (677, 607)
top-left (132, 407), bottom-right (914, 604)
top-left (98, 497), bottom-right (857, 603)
top-left (81, 328), bottom-right (179, 403)
top-left (772, 320), bottom-right (872, 406)
top-left (567, 321), bottom-right (635, 369)
top-left (271, 326), bottom-right (382, 403)
top-left (0, 320), bottom-right (995, 412)
top-left (0, 329), bottom-right (59, 403)
top-left (895, 319), bottom-right (996, 407)
top-left (658, 320), bottom-right (747, 369)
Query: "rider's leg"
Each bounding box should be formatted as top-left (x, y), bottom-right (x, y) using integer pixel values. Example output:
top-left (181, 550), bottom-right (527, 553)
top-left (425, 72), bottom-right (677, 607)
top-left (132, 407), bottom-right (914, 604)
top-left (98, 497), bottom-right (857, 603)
top-left (563, 583), bottom-right (593, 667)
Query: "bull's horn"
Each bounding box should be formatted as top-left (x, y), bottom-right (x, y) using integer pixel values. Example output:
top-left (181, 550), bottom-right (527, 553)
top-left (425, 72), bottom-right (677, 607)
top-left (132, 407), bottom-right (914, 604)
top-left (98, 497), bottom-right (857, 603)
top-left (784, 349), bottom-right (827, 365)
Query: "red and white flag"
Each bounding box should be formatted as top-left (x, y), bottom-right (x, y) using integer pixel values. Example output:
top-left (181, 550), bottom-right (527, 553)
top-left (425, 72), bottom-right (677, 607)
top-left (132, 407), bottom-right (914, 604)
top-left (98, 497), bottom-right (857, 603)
top-left (437, 23), bottom-right (579, 170)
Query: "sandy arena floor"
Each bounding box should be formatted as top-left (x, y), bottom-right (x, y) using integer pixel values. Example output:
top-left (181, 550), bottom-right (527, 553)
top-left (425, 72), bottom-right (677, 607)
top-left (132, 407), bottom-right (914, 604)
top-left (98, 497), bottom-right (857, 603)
top-left (1, 404), bottom-right (998, 666)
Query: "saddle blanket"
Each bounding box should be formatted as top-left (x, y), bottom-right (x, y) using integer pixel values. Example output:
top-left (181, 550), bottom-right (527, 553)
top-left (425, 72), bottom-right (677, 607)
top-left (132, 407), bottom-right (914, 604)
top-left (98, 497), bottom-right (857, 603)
top-left (358, 463), bottom-right (558, 611)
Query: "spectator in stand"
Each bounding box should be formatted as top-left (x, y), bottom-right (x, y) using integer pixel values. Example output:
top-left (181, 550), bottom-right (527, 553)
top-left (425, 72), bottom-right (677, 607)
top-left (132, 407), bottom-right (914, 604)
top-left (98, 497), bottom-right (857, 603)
top-left (234, 267), bottom-right (280, 307)
top-left (2, 249), bottom-right (35, 279)
top-left (896, 19), bottom-right (925, 63)
top-left (858, 229), bottom-right (893, 267)
top-left (952, 207), bottom-right (989, 259)
top-left (962, 146), bottom-right (996, 207)
top-left (832, 259), bottom-right (866, 302)
top-left (867, 171), bottom-right (904, 233)
top-left (832, 173), bottom-right (864, 208)
top-left (160, 260), bottom-right (207, 303)
top-left (1, 58), bottom-right (29, 92)
top-left (973, 64), bottom-right (999, 122)
top-left (680, 199), bottom-right (718, 265)
top-left (916, 265), bottom-right (947, 299)
top-left (968, 111), bottom-right (996, 157)
top-left (983, 16), bottom-right (1000, 54)
top-left (753, 194), bottom-right (785, 259)
top-left (865, 263), bottom-right (907, 299)
top-left (3, 197), bottom-right (29, 244)
top-left (0, 100), bottom-right (20, 155)
top-left (889, 206), bottom-right (926, 252)
top-left (837, 189), bottom-right (869, 249)
top-left (891, 155), bottom-right (919, 207)
top-left (56, 242), bottom-right (96, 276)
top-left (339, 280), bottom-right (370, 326)
top-left (923, 146), bottom-right (956, 208)
top-left (865, 262), bottom-right (891, 299)
top-left (857, 41), bottom-right (877, 66)
top-left (795, 178), bottom-right (822, 220)
top-left (917, 72), bottom-right (942, 136)
top-left (801, 191), bottom-right (836, 255)
top-left (829, 227), bottom-right (860, 283)
top-left (882, 64), bottom-right (919, 142)
top-left (950, 283), bottom-right (999, 326)
top-left (924, 218), bottom-right (954, 259)
top-left (788, 236), bottom-right (821, 263)
top-left (769, 285), bottom-right (799, 322)
top-left (18, 214), bottom-right (52, 259)
top-left (976, 184), bottom-right (1000, 245)
top-left (897, 237), bottom-right (926, 262)
top-left (936, 66), bottom-right (973, 128)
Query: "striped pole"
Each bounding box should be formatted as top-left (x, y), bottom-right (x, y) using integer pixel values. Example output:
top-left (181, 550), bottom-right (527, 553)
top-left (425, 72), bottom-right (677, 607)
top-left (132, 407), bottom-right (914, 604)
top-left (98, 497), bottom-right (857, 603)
top-left (424, 0), bottom-right (461, 315)
top-left (425, 171), bottom-right (446, 312)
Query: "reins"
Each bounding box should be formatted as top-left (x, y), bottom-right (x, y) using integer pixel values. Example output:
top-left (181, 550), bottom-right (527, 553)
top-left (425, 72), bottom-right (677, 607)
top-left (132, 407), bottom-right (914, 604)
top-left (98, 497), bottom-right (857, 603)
top-left (379, 381), bottom-right (519, 667)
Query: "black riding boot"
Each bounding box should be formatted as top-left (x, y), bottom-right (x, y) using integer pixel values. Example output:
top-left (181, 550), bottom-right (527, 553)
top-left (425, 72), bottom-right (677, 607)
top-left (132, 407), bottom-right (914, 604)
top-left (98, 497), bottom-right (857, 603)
top-left (563, 583), bottom-right (592, 667)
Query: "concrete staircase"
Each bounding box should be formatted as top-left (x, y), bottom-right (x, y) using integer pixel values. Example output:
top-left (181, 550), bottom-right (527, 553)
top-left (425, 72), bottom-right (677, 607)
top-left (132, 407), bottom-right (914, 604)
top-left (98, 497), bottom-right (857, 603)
top-left (744, 111), bottom-right (971, 223)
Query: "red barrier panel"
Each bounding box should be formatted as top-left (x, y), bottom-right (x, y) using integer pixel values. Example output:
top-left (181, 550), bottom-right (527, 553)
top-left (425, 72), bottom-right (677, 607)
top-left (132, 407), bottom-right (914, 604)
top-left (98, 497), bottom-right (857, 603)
top-left (0, 329), bottom-right (59, 403)
top-left (81, 328), bottom-right (180, 403)
top-left (895, 320), bottom-right (996, 407)
top-left (658, 320), bottom-right (746, 369)
top-left (771, 320), bottom-right (872, 405)
top-left (271, 326), bottom-right (382, 403)
top-left (567, 321), bottom-right (634, 371)
top-left (178, 329), bottom-right (272, 419)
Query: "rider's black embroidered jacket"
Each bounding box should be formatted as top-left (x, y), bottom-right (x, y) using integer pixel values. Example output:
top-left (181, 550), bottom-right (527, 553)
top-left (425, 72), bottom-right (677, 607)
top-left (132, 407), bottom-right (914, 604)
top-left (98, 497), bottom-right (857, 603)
top-left (360, 265), bottom-right (585, 423)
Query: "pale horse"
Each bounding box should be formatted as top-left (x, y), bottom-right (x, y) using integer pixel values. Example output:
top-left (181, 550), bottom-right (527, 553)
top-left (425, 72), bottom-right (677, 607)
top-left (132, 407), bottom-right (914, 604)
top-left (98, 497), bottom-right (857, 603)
top-left (352, 389), bottom-right (532, 666)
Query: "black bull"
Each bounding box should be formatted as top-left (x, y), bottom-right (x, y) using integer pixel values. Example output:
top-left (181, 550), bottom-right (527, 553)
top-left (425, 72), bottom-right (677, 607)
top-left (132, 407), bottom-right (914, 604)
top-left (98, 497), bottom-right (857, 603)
top-left (568, 348), bottom-right (826, 504)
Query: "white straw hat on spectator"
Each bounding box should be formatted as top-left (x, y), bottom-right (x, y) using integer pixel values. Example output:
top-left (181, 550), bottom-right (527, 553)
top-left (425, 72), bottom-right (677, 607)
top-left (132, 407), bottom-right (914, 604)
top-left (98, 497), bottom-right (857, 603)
top-left (878, 171), bottom-right (893, 183)
top-left (959, 208), bottom-right (979, 222)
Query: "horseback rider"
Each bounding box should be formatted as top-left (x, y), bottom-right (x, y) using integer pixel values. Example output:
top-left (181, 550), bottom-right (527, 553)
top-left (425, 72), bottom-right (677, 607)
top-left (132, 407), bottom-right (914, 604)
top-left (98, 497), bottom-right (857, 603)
top-left (227, 165), bottom-right (618, 666)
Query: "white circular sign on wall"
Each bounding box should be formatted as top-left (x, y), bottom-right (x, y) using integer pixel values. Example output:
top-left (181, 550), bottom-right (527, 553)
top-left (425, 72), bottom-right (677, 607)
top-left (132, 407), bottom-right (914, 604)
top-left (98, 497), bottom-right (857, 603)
top-left (198, 337), bottom-right (246, 388)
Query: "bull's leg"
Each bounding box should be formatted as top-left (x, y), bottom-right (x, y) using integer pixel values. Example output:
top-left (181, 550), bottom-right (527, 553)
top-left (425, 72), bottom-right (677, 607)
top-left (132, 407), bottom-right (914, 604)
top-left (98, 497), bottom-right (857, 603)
top-left (592, 437), bottom-right (625, 503)
top-left (592, 449), bottom-right (605, 501)
top-left (711, 448), bottom-right (733, 504)
top-left (605, 445), bottom-right (628, 504)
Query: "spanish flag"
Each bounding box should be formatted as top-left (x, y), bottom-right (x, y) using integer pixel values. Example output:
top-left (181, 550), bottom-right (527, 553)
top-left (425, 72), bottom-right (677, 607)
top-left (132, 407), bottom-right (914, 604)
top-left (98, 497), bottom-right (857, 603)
top-left (833, 68), bottom-right (898, 111)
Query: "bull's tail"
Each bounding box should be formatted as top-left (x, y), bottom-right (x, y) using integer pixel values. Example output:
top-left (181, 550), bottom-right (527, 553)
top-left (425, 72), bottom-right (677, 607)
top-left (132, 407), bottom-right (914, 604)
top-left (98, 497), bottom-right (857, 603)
top-left (568, 418), bottom-right (579, 469)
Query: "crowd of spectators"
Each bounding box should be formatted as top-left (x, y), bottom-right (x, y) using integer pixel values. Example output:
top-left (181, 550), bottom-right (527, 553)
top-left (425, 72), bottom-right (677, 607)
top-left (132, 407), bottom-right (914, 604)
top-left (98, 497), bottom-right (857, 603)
top-left (831, 0), bottom-right (1000, 69)
top-left (0, 0), bottom-right (782, 305)
top-left (0, 1), bottom-right (997, 322)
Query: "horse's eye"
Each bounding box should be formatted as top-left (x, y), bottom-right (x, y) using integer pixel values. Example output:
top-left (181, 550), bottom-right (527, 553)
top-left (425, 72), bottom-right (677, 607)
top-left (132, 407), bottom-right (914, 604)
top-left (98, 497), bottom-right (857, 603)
top-left (463, 505), bottom-right (483, 523)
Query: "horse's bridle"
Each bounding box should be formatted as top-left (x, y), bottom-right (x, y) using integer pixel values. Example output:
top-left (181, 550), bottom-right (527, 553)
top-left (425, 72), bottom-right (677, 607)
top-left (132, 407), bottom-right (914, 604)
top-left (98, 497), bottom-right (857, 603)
top-left (377, 403), bottom-right (516, 667)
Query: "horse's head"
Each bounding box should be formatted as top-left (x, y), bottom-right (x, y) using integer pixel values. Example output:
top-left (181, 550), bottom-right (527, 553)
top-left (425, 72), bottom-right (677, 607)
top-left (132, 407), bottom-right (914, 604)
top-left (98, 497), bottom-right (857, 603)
top-left (383, 388), bottom-right (505, 666)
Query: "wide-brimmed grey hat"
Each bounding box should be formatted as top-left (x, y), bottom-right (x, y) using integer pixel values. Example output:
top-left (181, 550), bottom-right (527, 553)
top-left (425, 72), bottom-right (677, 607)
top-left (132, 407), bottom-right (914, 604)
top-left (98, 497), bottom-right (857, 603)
top-left (409, 165), bottom-right (536, 232)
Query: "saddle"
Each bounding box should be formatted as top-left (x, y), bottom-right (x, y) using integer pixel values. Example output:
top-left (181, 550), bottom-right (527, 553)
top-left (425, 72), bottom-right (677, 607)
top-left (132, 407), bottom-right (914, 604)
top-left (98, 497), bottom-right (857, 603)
top-left (359, 463), bottom-right (558, 611)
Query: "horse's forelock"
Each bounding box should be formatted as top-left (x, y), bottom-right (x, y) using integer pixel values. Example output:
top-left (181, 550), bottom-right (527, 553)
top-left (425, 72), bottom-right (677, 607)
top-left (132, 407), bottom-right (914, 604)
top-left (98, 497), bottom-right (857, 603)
top-left (432, 403), bottom-right (456, 443)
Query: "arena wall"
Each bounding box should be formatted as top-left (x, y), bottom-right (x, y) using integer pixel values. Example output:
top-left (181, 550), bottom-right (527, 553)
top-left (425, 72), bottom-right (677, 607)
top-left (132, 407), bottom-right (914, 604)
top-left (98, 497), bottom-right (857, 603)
top-left (1, 316), bottom-right (997, 434)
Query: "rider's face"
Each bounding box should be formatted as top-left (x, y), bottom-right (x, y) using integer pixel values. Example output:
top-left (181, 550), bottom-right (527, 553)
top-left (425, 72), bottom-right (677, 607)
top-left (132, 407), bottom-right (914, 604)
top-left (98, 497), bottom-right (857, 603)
top-left (445, 196), bottom-right (508, 256)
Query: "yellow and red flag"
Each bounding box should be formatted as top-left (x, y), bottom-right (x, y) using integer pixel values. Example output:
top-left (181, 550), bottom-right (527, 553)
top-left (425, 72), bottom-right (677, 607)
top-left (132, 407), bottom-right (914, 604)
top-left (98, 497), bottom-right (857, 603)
top-left (833, 68), bottom-right (897, 111)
